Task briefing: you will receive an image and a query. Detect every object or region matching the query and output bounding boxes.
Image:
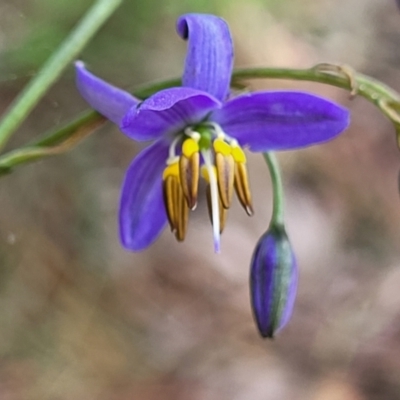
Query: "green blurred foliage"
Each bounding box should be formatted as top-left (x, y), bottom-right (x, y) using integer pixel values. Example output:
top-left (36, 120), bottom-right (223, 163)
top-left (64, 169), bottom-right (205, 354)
top-left (0, 0), bottom-right (235, 83)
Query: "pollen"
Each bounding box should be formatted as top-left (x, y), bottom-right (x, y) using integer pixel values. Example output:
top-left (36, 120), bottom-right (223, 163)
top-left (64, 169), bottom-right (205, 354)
top-left (180, 137), bottom-right (200, 210)
top-left (231, 144), bottom-right (246, 164)
top-left (213, 138), bottom-right (231, 156)
top-left (182, 137), bottom-right (200, 158)
top-left (162, 161), bottom-right (180, 181)
top-left (201, 164), bottom-right (216, 182)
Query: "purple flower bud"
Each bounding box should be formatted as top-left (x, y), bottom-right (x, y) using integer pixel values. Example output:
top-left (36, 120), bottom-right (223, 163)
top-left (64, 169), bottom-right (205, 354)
top-left (250, 224), bottom-right (298, 338)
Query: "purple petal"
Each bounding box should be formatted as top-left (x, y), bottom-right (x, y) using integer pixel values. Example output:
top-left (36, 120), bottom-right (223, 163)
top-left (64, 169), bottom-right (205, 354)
top-left (121, 87), bottom-right (220, 141)
top-left (75, 61), bottom-right (139, 125)
top-left (119, 140), bottom-right (169, 251)
top-left (177, 14), bottom-right (234, 102)
top-left (212, 91), bottom-right (350, 151)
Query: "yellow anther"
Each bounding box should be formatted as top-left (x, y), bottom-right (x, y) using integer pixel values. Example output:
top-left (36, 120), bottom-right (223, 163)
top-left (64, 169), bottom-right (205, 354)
top-left (182, 138), bottom-right (199, 158)
top-left (215, 151), bottom-right (235, 209)
top-left (163, 164), bottom-right (189, 241)
top-left (234, 162), bottom-right (253, 216)
top-left (162, 162), bottom-right (180, 180)
top-left (213, 138), bottom-right (231, 156)
top-left (179, 148), bottom-right (200, 210)
top-left (231, 145), bottom-right (246, 164)
top-left (201, 165), bottom-right (217, 183)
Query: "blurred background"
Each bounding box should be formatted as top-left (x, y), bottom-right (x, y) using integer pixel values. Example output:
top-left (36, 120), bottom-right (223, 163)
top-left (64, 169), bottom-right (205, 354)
top-left (0, 0), bottom-right (400, 399)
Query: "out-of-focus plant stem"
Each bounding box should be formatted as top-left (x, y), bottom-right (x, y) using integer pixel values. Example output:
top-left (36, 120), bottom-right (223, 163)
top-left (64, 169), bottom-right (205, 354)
top-left (0, 0), bottom-right (123, 151)
top-left (233, 64), bottom-right (400, 135)
top-left (0, 78), bottom-right (181, 175)
top-left (2, 64), bottom-right (400, 176)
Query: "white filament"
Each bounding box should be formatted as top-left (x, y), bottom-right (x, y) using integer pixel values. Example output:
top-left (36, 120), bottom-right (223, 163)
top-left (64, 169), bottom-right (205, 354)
top-left (201, 149), bottom-right (220, 253)
top-left (184, 127), bottom-right (201, 142)
top-left (167, 135), bottom-right (182, 163)
top-left (206, 122), bottom-right (235, 143)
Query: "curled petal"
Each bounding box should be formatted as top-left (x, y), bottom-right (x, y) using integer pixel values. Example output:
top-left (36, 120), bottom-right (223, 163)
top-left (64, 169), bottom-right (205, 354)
top-left (75, 61), bottom-right (139, 125)
top-left (121, 87), bottom-right (221, 141)
top-left (177, 14), bottom-right (234, 101)
top-left (119, 140), bottom-right (169, 251)
top-left (212, 91), bottom-right (350, 152)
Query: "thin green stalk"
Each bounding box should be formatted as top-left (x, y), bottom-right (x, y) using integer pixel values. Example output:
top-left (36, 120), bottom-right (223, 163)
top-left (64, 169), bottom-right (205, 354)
top-left (33, 76), bottom-right (181, 147)
top-left (28, 64), bottom-right (400, 150)
top-left (0, 77), bottom-right (181, 175)
top-left (233, 66), bottom-right (400, 132)
top-left (2, 64), bottom-right (400, 175)
top-left (263, 152), bottom-right (285, 227)
top-left (0, 0), bottom-right (123, 150)
top-left (233, 65), bottom-right (400, 104)
top-left (0, 116), bottom-right (106, 175)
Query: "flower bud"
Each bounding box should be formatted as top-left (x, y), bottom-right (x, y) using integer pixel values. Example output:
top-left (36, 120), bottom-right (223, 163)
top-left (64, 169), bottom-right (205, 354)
top-left (250, 224), bottom-right (298, 338)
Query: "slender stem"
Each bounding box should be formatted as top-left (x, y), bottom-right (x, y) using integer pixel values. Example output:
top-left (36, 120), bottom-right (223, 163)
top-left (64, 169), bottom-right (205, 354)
top-left (32, 77), bottom-right (181, 147)
top-left (0, 0), bottom-right (123, 150)
top-left (28, 65), bottom-right (400, 151)
top-left (2, 64), bottom-right (400, 175)
top-left (0, 116), bottom-right (106, 175)
top-left (233, 66), bottom-right (400, 104)
top-left (263, 152), bottom-right (285, 227)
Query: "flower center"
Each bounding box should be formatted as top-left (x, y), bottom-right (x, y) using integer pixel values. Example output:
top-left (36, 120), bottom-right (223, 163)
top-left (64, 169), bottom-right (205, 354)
top-left (162, 124), bottom-right (253, 252)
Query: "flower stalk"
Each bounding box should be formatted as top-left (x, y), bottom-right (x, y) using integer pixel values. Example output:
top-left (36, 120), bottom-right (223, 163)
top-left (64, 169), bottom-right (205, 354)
top-left (1, 64), bottom-right (400, 176)
top-left (263, 152), bottom-right (285, 227)
top-left (249, 152), bottom-right (297, 338)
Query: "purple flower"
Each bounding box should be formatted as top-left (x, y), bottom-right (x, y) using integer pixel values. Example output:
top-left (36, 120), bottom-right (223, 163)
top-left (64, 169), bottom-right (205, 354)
top-left (75, 13), bottom-right (349, 252)
top-left (250, 224), bottom-right (297, 338)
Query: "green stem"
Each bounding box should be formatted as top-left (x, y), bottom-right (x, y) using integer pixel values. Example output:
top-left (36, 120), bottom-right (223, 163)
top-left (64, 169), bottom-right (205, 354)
top-left (233, 66), bottom-right (400, 131)
top-left (0, 78), bottom-right (182, 174)
top-left (2, 64), bottom-right (400, 175)
top-left (263, 153), bottom-right (285, 226)
top-left (233, 66), bottom-right (400, 104)
top-left (32, 76), bottom-right (181, 147)
top-left (0, 0), bottom-right (123, 150)
top-left (30, 65), bottom-right (400, 150)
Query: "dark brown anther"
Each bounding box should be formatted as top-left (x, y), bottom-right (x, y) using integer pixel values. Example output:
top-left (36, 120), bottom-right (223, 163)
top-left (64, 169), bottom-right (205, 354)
top-left (163, 175), bottom-right (179, 233)
top-left (163, 168), bottom-right (189, 241)
top-left (215, 152), bottom-right (235, 209)
top-left (234, 162), bottom-right (254, 216)
top-left (175, 184), bottom-right (189, 241)
top-left (179, 152), bottom-right (200, 210)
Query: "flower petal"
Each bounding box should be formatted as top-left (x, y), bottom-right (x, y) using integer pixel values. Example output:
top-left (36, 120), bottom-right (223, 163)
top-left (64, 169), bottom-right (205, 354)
top-left (121, 87), bottom-right (220, 141)
top-left (212, 91), bottom-right (350, 151)
top-left (75, 61), bottom-right (139, 125)
top-left (176, 14), bottom-right (234, 101)
top-left (119, 140), bottom-right (169, 251)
